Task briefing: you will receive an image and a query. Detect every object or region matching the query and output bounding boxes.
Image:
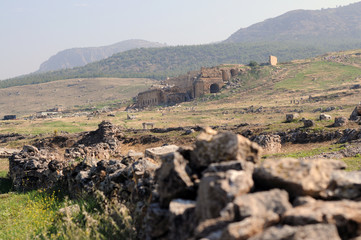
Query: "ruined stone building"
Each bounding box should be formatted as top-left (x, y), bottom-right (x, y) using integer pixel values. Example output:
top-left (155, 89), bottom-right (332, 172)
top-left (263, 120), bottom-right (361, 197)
top-left (136, 65), bottom-right (243, 108)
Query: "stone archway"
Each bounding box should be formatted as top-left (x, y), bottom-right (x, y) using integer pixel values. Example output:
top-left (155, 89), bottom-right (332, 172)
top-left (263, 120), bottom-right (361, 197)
top-left (210, 83), bottom-right (220, 93)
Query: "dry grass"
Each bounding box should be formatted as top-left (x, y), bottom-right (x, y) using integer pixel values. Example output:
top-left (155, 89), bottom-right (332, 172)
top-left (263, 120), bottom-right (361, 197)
top-left (0, 77), bottom-right (156, 117)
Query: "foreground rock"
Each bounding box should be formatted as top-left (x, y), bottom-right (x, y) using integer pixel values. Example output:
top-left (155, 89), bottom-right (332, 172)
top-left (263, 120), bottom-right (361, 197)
top-left (253, 158), bottom-right (346, 198)
top-left (283, 200), bottom-right (361, 239)
top-left (249, 224), bottom-right (341, 240)
top-left (8, 122), bottom-right (361, 239)
top-left (190, 127), bottom-right (261, 169)
top-left (9, 145), bottom-right (65, 191)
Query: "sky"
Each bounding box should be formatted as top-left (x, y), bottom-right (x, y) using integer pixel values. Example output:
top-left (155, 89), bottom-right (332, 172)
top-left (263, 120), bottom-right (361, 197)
top-left (0, 0), bottom-right (360, 80)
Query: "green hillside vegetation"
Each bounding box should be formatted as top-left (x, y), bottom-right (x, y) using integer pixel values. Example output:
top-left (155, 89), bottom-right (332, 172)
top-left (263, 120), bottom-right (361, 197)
top-left (4, 41), bottom-right (361, 89)
top-left (275, 61), bottom-right (361, 90)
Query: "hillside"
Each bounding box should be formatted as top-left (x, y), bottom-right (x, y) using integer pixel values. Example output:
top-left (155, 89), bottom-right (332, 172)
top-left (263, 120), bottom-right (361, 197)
top-left (0, 77), bottom-right (155, 116)
top-left (4, 2), bottom-right (361, 88)
top-left (37, 39), bottom-right (166, 72)
top-left (225, 2), bottom-right (361, 43)
top-left (5, 41), bottom-right (361, 89)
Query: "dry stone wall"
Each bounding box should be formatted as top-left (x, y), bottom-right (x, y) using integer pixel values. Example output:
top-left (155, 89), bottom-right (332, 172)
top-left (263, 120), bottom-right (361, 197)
top-left (7, 122), bottom-right (361, 239)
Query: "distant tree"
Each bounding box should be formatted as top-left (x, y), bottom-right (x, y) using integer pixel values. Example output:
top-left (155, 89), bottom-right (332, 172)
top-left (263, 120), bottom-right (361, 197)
top-left (248, 61), bottom-right (259, 67)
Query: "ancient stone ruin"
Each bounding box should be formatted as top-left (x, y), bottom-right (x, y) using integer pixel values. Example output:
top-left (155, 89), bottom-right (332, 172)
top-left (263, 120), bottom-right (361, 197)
top-left (136, 65), bottom-right (243, 108)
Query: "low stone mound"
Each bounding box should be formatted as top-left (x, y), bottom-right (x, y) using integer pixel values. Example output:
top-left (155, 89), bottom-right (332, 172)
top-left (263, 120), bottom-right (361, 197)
top-left (77, 121), bottom-right (123, 150)
top-left (144, 129), bottom-right (361, 240)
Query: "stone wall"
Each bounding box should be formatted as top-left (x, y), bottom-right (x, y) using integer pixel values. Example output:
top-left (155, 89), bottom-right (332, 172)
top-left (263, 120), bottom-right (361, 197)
top-left (8, 123), bottom-right (361, 239)
top-left (137, 89), bottom-right (163, 108)
top-left (136, 65), bottom-right (243, 108)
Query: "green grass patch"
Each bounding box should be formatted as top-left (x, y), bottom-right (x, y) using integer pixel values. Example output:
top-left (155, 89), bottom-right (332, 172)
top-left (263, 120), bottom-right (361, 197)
top-left (275, 61), bottom-right (361, 90)
top-left (0, 190), bottom-right (62, 239)
top-left (266, 144), bottom-right (346, 159)
top-left (342, 157), bottom-right (361, 171)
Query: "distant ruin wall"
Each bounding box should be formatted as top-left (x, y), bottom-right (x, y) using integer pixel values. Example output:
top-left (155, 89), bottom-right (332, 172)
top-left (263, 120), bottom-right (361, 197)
top-left (136, 65), bottom-right (243, 108)
top-left (137, 89), bottom-right (163, 108)
top-left (269, 55), bottom-right (278, 66)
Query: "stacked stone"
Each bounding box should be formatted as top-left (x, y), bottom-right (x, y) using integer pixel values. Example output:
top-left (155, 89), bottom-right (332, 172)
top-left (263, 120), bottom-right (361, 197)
top-left (144, 128), bottom-right (361, 240)
top-left (9, 145), bottom-right (65, 191)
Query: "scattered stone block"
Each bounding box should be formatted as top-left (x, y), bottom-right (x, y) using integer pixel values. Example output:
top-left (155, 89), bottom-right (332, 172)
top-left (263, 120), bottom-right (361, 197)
top-left (285, 113), bottom-right (299, 122)
top-left (145, 145), bottom-right (179, 162)
top-left (334, 116), bottom-right (348, 127)
top-left (320, 113), bottom-right (332, 121)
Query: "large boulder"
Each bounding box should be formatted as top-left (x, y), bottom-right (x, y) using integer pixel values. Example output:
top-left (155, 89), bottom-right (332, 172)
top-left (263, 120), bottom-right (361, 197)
top-left (196, 170), bottom-right (254, 221)
top-left (253, 158), bottom-right (346, 198)
top-left (156, 152), bottom-right (195, 206)
top-left (190, 127), bottom-right (261, 169)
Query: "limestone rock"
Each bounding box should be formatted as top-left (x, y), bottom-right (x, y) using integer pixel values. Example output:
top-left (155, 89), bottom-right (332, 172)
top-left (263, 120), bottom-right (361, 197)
top-left (145, 145), bottom-right (179, 162)
top-left (249, 224), bottom-right (341, 240)
top-left (191, 128), bottom-right (261, 169)
top-left (282, 200), bottom-right (361, 239)
top-left (168, 199), bottom-right (197, 240)
top-left (220, 216), bottom-right (279, 240)
top-left (324, 171), bottom-right (361, 199)
top-left (253, 158), bottom-right (346, 198)
top-left (221, 189), bottom-right (292, 222)
top-left (144, 203), bottom-right (170, 240)
top-left (334, 116), bottom-right (348, 127)
top-left (320, 113), bottom-right (332, 121)
top-left (156, 152), bottom-right (195, 206)
top-left (196, 170), bottom-right (253, 221)
top-left (203, 160), bottom-right (254, 174)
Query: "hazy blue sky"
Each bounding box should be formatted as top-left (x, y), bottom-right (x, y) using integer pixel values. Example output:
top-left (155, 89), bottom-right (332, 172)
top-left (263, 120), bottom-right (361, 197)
top-left (0, 0), bottom-right (359, 80)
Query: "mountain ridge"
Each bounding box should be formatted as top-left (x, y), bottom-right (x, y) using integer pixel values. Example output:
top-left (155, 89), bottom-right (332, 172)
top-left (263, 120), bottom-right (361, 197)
top-left (225, 2), bottom-right (361, 43)
top-left (37, 39), bottom-right (166, 72)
